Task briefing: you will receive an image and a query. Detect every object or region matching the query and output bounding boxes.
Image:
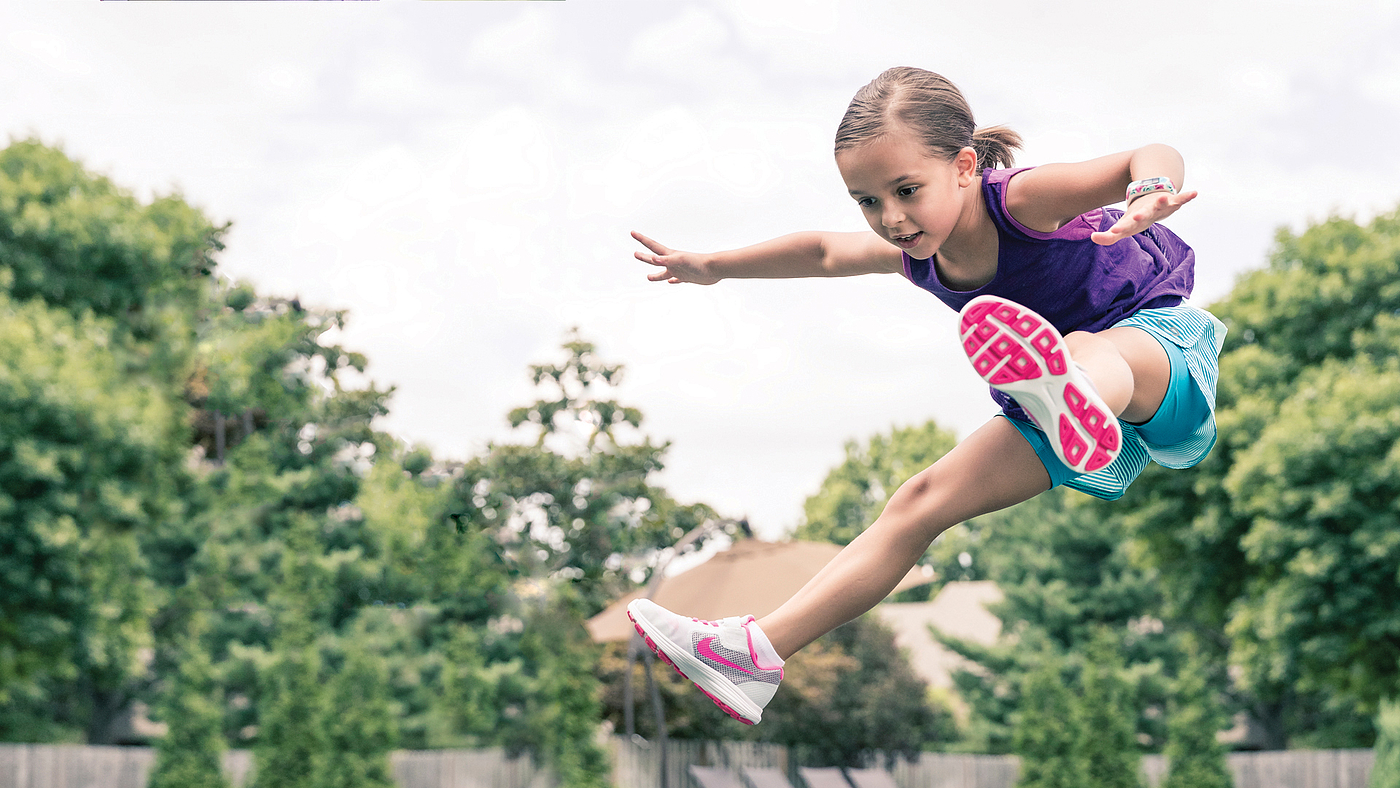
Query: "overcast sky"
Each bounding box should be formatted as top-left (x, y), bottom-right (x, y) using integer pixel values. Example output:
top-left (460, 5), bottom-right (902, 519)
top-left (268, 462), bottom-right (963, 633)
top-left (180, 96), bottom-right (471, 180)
top-left (5, 0), bottom-right (1399, 539)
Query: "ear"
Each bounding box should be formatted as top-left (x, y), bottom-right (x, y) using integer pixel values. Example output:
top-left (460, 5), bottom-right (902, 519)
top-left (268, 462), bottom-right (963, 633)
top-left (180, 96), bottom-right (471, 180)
top-left (955, 147), bottom-right (978, 185)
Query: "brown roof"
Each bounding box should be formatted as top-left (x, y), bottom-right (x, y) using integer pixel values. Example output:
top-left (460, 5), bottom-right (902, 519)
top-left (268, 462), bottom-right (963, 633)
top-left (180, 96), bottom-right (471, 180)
top-left (876, 581), bottom-right (1004, 692)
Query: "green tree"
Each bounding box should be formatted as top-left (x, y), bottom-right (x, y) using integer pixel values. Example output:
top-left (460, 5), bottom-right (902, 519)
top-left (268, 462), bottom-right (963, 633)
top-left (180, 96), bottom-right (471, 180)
top-left (940, 490), bottom-right (1174, 754)
top-left (0, 139), bottom-right (217, 335)
top-left (0, 138), bottom-right (220, 742)
top-left (253, 519), bottom-right (331, 788)
top-left (172, 279), bottom-right (393, 752)
top-left (318, 643), bottom-right (397, 788)
top-left (1124, 208), bottom-right (1400, 746)
top-left (149, 613), bottom-right (230, 788)
top-left (451, 329), bottom-right (714, 614)
top-left (1013, 657), bottom-right (1089, 788)
top-left (1077, 630), bottom-right (1141, 788)
top-left (500, 589), bottom-right (611, 788)
top-left (435, 624), bottom-right (498, 747)
top-left (0, 293), bottom-right (174, 741)
top-left (782, 613), bottom-right (952, 766)
top-left (1161, 648), bottom-right (1231, 788)
top-left (436, 333), bottom-right (723, 784)
top-left (1370, 699), bottom-right (1400, 788)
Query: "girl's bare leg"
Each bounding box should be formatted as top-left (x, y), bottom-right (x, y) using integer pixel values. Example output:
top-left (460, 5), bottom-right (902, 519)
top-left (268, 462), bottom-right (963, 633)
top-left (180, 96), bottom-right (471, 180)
top-left (756, 328), bottom-right (1171, 661)
top-left (757, 417), bottom-right (1051, 659)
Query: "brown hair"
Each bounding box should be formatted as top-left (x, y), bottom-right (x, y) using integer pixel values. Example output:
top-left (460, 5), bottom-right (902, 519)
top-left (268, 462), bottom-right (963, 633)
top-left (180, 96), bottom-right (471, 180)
top-left (835, 66), bottom-right (1022, 173)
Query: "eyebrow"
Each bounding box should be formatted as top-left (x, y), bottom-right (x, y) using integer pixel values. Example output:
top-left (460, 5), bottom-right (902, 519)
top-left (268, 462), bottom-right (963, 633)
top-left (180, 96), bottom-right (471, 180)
top-left (848, 174), bottom-right (920, 197)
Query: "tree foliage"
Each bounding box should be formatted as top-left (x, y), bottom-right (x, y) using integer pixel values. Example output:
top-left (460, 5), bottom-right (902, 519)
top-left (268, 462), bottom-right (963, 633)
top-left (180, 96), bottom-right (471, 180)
top-left (453, 329), bottom-right (714, 614)
top-left (148, 613), bottom-right (230, 788)
top-left (0, 140), bottom-right (662, 785)
top-left (318, 643), bottom-right (397, 788)
top-left (1122, 208), bottom-right (1400, 746)
top-left (1161, 647), bottom-right (1232, 788)
top-left (1077, 631), bottom-right (1142, 788)
top-left (1013, 657), bottom-right (1089, 788)
top-left (1370, 699), bottom-right (1400, 788)
top-left (0, 137), bottom-right (212, 741)
top-left (940, 490), bottom-right (1173, 754)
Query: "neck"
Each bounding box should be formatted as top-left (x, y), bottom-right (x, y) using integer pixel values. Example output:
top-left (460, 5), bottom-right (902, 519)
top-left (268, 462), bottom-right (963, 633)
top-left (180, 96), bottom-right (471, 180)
top-left (934, 176), bottom-right (997, 284)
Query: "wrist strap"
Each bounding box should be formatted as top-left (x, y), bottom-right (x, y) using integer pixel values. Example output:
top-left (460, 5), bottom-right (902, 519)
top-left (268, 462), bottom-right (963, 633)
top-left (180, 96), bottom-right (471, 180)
top-left (1126, 176), bottom-right (1176, 204)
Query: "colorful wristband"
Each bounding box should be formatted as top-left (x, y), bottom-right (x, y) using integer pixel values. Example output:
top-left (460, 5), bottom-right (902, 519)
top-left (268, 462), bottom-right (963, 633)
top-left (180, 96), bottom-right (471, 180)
top-left (1126, 176), bottom-right (1176, 204)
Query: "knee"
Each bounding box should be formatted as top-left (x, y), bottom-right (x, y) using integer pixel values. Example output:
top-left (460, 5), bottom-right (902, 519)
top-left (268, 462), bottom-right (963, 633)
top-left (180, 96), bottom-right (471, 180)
top-left (880, 468), bottom-right (955, 539)
top-left (1064, 330), bottom-right (1106, 356)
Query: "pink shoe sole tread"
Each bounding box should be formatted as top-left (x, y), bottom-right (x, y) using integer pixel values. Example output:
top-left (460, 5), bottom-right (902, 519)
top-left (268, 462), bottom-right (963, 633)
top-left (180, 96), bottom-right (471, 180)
top-left (960, 297), bottom-right (1120, 474)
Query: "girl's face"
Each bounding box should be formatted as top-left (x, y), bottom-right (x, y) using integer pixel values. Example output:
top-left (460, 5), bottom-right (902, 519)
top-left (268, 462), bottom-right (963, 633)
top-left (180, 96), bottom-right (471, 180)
top-left (836, 131), bottom-right (975, 261)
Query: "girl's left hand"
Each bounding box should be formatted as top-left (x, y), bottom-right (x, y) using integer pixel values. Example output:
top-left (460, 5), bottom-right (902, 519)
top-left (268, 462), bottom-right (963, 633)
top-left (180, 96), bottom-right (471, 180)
top-left (1091, 190), bottom-right (1198, 246)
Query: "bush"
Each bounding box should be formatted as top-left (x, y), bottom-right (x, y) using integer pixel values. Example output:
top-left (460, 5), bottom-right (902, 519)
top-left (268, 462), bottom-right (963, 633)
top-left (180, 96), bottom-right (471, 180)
top-left (1014, 657), bottom-right (1089, 788)
top-left (1369, 699), bottom-right (1400, 788)
top-left (1161, 651), bottom-right (1231, 788)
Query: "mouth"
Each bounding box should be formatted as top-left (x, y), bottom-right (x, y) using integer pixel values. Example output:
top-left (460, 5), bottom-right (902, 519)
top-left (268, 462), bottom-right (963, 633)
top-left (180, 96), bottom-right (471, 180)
top-left (891, 231), bottom-right (923, 249)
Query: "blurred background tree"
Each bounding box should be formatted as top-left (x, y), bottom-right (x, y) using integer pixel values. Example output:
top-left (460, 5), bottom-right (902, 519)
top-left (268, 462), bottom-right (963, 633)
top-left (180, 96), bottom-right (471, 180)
top-left (1161, 644), bottom-right (1233, 788)
top-left (148, 612), bottom-right (229, 788)
top-left (1012, 656), bottom-right (1088, 788)
top-left (1122, 208), bottom-right (1400, 748)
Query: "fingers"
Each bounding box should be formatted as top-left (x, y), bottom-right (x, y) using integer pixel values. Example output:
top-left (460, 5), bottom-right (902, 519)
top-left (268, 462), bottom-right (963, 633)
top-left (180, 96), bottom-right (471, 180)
top-left (1094, 189), bottom-right (1198, 246)
top-left (631, 230), bottom-right (671, 256)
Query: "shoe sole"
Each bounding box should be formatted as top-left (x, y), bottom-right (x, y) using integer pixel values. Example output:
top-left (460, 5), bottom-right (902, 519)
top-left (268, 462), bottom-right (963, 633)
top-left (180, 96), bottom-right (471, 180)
top-left (959, 295), bottom-right (1120, 474)
top-left (627, 603), bottom-right (763, 725)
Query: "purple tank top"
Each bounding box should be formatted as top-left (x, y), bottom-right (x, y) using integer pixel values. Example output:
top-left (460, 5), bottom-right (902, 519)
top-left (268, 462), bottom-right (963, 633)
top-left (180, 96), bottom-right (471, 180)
top-left (903, 166), bottom-right (1196, 419)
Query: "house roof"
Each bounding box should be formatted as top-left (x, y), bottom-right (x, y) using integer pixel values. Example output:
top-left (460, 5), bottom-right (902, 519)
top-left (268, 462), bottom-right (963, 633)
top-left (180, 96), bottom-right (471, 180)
top-left (876, 580), bottom-right (1004, 692)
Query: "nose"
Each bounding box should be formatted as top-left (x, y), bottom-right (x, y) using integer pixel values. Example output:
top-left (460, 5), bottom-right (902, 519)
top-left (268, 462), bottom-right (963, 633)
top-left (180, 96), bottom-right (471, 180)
top-left (882, 205), bottom-right (905, 229)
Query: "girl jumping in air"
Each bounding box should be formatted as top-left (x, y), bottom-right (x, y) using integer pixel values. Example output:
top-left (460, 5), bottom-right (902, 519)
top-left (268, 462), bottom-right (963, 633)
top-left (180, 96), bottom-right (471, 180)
top-left (627, 66), bottom-right (1225, 725)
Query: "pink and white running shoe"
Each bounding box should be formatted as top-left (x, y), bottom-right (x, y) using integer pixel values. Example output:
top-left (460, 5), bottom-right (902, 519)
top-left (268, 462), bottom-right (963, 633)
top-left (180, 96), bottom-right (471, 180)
top-left (627, 598), bottom-right (784, 725)
top-left (958, 295), bottom-right (1121, 474)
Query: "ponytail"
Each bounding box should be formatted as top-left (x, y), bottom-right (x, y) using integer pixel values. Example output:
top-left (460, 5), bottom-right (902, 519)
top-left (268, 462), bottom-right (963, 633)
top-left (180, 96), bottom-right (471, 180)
top-left (971, 125), bottom-right (1022, 172)
top-left (836, 67), bottom-right (1022, 174)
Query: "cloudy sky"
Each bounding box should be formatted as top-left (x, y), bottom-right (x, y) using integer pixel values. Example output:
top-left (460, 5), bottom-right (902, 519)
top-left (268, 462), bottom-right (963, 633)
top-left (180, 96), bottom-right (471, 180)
top-left (5, 0), bottom-right (1399, 538)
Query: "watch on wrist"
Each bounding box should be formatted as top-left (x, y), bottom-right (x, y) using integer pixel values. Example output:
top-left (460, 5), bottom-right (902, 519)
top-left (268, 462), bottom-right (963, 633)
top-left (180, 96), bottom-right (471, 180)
top-left (1126, 176), bottom-right (1177, 204)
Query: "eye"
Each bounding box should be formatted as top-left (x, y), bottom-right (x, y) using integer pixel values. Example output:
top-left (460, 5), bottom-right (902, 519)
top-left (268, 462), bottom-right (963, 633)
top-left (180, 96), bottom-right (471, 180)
top-left (856, 196), bottom-right (876, 208)
top-left (897, 185), bottom-right (919, 198)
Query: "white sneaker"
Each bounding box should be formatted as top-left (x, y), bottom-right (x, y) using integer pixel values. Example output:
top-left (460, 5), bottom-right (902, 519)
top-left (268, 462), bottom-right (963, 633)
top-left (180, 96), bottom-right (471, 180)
top-left (959, 295), bottom-right (1121, 474)
top-left (627, 598), bottom-right (784, 725)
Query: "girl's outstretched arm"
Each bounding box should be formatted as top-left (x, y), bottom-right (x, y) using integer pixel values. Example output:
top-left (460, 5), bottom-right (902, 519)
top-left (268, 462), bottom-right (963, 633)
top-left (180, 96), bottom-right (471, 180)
top-left (1002, 143), bottom-right (1198, 246)
top-left (632, 230), bottom-right (904, 285)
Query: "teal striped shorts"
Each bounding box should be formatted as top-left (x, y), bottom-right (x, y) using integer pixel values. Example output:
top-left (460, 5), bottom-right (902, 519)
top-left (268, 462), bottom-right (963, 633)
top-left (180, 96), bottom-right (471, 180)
top-left (1001, 304), bottom-right (1227, 501)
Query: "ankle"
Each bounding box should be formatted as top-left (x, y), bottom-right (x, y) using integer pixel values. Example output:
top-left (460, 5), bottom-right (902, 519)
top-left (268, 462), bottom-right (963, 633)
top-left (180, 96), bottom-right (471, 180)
top-left (753, 616), bottom-right (796, 662)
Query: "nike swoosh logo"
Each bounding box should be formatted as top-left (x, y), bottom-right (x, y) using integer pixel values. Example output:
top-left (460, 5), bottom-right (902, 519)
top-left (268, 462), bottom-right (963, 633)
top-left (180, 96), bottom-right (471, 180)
top-left (698, 636), bottom-right (753, 675)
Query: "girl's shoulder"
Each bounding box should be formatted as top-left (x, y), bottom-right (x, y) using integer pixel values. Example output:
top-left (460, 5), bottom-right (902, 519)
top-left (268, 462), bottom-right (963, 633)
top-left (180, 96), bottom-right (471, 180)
top-left (982, 166), bottom-right (1104, 243)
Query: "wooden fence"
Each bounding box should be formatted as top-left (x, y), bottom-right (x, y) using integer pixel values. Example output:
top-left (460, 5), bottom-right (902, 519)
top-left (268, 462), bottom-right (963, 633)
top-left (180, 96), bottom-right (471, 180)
top-left (611, 738), bottom-right (790, 788)
top-left (608, 740), bottom-right (1019, 788)
top-left (0, 745), bottom-right (548, 788)
top-left (0, 742), bottom-right (1379, 788)
top-left (610, 740), bottom-right (1378, 788)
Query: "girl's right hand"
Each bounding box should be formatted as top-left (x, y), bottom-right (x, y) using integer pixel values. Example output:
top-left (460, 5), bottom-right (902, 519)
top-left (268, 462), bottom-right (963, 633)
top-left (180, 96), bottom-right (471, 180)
top-left (632, 231), bottom-right (720, 285)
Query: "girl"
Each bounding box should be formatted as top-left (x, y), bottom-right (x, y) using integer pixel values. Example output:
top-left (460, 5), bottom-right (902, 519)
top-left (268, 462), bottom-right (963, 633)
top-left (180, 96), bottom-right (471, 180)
top-left (626, 66), bottom-right (1224, 725)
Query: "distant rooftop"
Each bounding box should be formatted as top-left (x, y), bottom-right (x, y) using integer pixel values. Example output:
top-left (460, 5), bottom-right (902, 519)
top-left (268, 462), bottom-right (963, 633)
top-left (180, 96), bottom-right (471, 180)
top-left (876, 580), bottom-right (1004, 715)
